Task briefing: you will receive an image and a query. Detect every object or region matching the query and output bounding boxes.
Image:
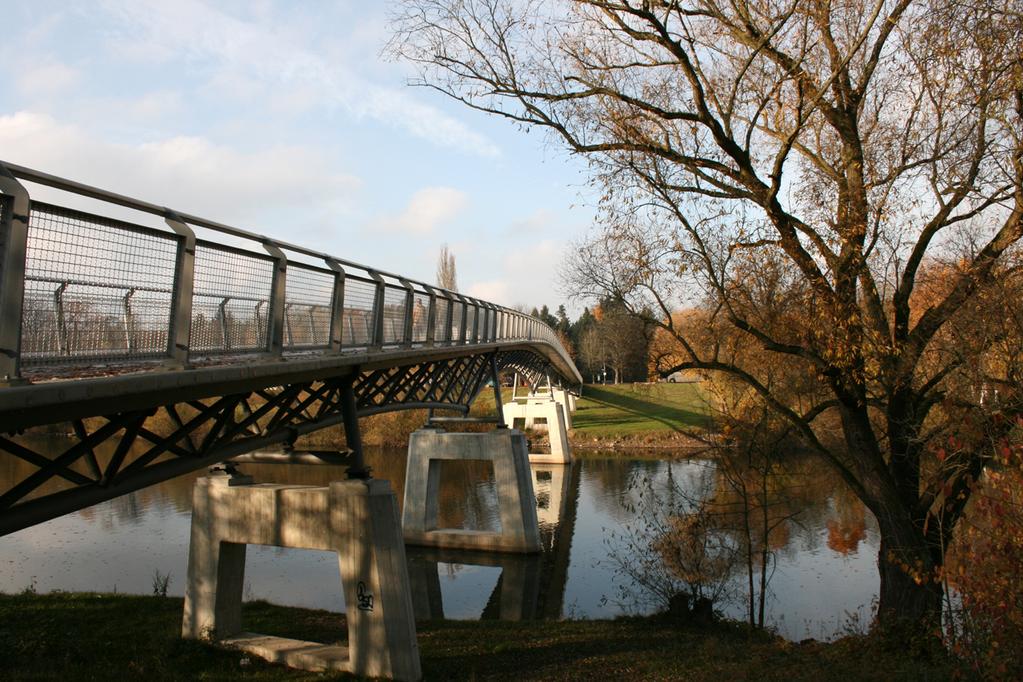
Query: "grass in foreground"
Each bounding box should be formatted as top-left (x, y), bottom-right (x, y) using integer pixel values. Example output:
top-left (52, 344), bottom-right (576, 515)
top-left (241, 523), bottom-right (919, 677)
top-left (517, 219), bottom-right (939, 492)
top-left (0, 592), bottom-right (956, 681)
top-left (571, 383), bottom-right (710, 439)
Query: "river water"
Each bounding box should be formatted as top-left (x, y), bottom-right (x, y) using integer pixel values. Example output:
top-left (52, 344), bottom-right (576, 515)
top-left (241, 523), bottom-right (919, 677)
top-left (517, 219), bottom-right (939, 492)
top-left (1, 442), bottom-right (880, 641)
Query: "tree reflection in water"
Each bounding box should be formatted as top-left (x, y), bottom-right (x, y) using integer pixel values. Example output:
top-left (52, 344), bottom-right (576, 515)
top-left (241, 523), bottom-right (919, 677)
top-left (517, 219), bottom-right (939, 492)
top-left (600, 452), bottom-right (873, 629)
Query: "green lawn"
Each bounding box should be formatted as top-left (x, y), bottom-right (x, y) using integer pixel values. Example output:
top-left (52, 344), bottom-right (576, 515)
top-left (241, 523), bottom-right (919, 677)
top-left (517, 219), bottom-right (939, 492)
top-left (0, 592), bottom-right (954, 681)
top-left (571, 382), bottom-right (711, 437)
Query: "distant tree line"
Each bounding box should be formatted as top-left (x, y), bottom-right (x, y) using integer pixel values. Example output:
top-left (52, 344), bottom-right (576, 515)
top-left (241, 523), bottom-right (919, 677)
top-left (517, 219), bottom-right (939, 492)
top-left (529, 298), bottom-right (652, 384)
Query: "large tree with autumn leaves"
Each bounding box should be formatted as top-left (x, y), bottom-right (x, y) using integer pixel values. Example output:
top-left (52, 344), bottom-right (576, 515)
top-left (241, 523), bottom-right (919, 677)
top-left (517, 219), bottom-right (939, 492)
top-left (391, 0), bottom-right (1023, 629)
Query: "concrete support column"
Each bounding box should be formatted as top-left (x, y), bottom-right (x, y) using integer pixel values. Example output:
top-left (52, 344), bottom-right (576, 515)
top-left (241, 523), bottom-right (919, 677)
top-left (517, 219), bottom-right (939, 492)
top-left (333, 479), bottom-right (419, 680)
top-left (181, 473), bottom-right (421, 681)
top-left (552, 388), bottom-right (577, 419)
top-left (402, 429), bottom-right (541, 553)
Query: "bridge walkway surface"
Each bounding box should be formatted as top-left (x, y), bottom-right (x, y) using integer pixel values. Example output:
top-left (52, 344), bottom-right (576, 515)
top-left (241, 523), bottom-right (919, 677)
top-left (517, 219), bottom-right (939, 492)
top-left (0, 161), bottom-right (582, 536)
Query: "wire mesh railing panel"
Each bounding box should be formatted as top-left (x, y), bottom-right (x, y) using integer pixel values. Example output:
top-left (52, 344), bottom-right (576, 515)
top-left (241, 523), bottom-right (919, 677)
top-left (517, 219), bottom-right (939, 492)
top-left (190, 242), bottom-right (274, 353)
top-left (20, 203), bottom-right (178, 365)
top-left (481, 308), bottom-right (492, 342)
top-left (465, 304), bottom-right (477, 344)
top-left (433, 297), bottom-right (451, 343)
top-left (450, 300), bottom-right (465, 342)
top-left (342, 277), bottom-right (376, 347)
top-left (411, 292), bottom-right (430, 343)
top-left (381, 285), bottom-right (407, 345)
top-left (284, 264), bottom-right (334, 348)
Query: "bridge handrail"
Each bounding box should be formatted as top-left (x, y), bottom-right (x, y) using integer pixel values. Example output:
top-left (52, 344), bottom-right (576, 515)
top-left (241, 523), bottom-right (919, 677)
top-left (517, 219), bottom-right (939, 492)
top-left (0, 161), bottom-right (580, 385)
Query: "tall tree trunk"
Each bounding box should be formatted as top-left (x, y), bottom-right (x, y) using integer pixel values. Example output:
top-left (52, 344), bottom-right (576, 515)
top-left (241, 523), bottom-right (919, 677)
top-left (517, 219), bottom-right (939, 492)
top-left (838, 400), bottom-right (944, 631)
top-left (876, 521), bottom-right (944, 631)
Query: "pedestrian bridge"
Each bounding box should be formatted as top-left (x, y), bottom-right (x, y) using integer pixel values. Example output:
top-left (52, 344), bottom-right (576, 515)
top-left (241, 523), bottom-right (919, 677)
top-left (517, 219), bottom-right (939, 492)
top-left (0, 161), bottom-right (582, 536)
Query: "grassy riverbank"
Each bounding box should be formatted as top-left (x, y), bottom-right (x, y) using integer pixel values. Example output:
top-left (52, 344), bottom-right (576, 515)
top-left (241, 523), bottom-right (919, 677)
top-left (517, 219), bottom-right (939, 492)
top-left (0, 592), bottom-right (955, 681)
top-left (570, 383), bottom-right (711, 445)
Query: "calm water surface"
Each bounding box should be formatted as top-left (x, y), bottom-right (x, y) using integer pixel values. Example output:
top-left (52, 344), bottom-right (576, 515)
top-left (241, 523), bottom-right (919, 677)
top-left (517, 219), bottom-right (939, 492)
top-left (1, 442), bottom-right (879, 640)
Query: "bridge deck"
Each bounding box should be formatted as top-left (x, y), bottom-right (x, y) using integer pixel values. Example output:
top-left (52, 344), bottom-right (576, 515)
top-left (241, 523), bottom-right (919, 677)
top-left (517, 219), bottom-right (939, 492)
top-left (0, 340), bottom-right (573, 432)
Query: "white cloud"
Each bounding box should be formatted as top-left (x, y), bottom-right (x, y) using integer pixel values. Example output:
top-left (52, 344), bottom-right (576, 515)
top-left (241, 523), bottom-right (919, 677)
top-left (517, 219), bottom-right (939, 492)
top-left (99, 0), bottom-right (500, 157)
top-left (373, 187), bottom-right (469, 234)
top-left (124, 90), bottom-right (183, 120)
top-left (503, 239), bottom-right (563, 274)
top-left (463, 239), bottom-right (566, 309)
top-left (15, 61), bottom-right (79, 98)
top-left (508, 208), bottom-right (557, 234)
top-left (467, 279), bottom-right (512, 303)
top-left (0, 111), bottom-right (360, 229)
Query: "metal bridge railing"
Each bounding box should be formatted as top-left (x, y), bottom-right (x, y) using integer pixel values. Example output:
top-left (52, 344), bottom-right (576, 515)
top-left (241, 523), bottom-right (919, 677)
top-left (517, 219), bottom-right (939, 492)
top-left (0, 162), bottom-right (570, 382)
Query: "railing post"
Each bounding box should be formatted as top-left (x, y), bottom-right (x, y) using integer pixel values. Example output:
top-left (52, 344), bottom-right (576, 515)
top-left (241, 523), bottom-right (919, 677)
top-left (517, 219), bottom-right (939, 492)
top-left (262, 241), bottom-right (287, 356)
top-left (368, 270), bottom-right (385, 348)
top-left (398, 278), bottom-right (415, 348)
top-left (455, 294), bottom-right (469, 344)
top-left (467, 300), bottom-right (479, 344)
top-left (164, 213), bottom-right (195, 368)
top-left (0, 164), bottom-right (29, 384)
top-left (444, 293), bottom-right (454, 344)
top-left (421, 283), bottom-right (437, 346)
top-left (325, 258), bottom-right (346, 353)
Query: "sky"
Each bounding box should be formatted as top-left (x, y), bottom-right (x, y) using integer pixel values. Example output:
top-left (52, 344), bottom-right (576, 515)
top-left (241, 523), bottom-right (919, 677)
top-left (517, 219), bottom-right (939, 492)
top-left (0, 0), bottom-right (597, 314)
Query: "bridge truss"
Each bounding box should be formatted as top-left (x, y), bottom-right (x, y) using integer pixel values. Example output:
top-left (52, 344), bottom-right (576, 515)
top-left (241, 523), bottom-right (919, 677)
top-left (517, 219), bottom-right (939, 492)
top-left (0, 162), bottom-right (581, 536)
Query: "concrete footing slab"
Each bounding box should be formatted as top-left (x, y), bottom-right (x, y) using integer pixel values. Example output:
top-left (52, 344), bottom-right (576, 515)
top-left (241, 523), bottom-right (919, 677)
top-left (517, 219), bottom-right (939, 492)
top-left (221, 633), bottom-right (350, 672)
top-left (181, 473), bottom-right (421, 681)
top-left (402, 429), bottom-right (541, 553)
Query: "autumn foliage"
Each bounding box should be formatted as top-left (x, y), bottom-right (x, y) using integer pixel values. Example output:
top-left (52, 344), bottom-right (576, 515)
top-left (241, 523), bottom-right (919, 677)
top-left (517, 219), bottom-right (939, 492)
top-left (946, 435), bottom-right (1023, 678)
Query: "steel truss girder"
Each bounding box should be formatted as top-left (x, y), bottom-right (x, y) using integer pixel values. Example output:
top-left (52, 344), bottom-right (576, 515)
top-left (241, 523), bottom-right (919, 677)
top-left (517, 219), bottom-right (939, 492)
top-left (0, 350), bottom-right (557, 536)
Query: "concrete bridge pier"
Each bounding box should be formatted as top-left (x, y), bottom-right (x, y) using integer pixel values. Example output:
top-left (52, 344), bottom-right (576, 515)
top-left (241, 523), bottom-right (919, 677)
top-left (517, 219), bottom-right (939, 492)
top-left (501, 397), bottom-right (572, 464)
top-left (402, 428), bottom-right (541, 553)
top-left (181, 470), bottom-right (421, 681)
